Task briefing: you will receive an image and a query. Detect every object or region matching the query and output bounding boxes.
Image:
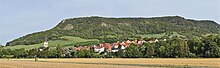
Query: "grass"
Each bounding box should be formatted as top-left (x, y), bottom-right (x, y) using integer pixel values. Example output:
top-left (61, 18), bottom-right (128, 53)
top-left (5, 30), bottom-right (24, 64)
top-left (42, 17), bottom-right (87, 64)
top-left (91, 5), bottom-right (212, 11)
top-left (137, 32), bottom-right (183, 38)
top-left (137, 33), bottom-right (166, 38)
top-left (3, 32), bottom-right (183, 50)
top-left (63, 41), bottom-right (99, 46)
top-left (4, 36), bottom-right (99, 50)
top-left (106, 35), bottom-right (117, 38)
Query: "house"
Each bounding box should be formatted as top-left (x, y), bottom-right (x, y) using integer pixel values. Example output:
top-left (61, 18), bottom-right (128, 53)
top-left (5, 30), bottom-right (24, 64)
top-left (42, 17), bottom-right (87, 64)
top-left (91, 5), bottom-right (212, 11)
top-left (137, 40), bottom-right (146, 46)
top-left (73, 46), bottom-right (90, 51)
top-left (94, 43), bottom-right (120, 53)
top-left (148, 38), bottom-right (159, 43)
top-left (112, 41), bottom-right (119, 48)
top-left (112, 41), bottom-right (120, 52)
top-left (111, 49), bottom-right (119, 52)
top-left (126, 40), bottom-right (131, 44)
top-left (82, 46), bottom-right (90, 50)
top-left (94, 44), bottom-right (105, 53)
top-left (94, 46), bottom-right (104, 53)
top-left (121, 45), bottom-right (126, 50)
top-left (120, 41), bottom-right (128, 49)
top-left (103, 43), bottom-right (112, 52)
top-left (131, 40), bottom-right (138, 44)
top-left (120, 41), bottom-right (129, 46)
top-left (74, 46), bottom-right (81, 51)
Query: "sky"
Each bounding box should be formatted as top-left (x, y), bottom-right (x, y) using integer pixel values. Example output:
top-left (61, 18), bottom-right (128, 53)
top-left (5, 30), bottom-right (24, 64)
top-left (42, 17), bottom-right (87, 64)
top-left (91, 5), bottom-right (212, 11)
top-left (0, 0), bottom-right (220, 45)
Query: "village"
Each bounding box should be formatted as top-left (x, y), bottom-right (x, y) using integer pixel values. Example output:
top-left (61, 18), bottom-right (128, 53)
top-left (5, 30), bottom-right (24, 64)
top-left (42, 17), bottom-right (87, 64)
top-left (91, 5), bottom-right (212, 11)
top-left (90, 39), bottom-right (159, 53)
top-left (40, 38), bottom-right (163, 55)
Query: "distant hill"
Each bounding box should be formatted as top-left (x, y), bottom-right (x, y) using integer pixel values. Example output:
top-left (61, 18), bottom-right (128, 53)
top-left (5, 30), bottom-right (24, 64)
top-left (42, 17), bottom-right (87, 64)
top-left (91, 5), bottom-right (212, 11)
top-left (6, 16), bottom-right (220, 46)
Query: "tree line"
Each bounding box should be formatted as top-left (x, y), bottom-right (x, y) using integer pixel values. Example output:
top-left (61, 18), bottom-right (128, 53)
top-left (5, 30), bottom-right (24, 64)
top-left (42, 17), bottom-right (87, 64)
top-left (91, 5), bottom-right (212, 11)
top-left (1, 35), bottom-right (220, 58)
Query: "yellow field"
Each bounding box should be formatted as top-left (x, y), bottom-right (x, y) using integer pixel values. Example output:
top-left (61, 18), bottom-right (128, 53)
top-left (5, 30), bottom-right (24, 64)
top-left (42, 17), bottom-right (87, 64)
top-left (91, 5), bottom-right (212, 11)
top-left (0, 58), bottom-right (219, 68)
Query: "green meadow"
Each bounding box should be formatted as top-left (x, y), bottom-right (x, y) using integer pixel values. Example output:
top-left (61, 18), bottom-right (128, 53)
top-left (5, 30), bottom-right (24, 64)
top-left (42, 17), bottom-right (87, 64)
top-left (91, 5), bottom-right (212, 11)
top-left (4, 36), bottom-right (99, 49)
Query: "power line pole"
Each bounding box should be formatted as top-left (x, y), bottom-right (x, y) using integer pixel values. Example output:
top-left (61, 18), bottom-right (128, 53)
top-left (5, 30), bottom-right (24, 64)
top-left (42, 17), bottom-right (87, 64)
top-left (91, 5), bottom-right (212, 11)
top-left (35, 48), bottom-right (38, 61)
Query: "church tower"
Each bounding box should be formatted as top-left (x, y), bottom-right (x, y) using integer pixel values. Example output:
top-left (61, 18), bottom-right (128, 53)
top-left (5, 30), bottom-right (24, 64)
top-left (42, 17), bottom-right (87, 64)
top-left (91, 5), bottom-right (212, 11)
top-left (43, 37), bottom-right (48, 47)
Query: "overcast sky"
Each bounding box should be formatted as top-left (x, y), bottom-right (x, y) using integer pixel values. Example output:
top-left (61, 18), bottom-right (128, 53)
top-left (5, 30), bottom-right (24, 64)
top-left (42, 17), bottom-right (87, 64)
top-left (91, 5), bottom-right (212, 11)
top-left (0, 0), bottom-right (220, 45)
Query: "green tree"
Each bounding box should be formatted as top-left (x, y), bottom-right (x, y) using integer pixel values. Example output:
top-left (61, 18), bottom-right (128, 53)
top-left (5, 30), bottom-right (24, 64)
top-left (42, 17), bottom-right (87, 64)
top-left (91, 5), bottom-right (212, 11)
top-left (0, 48), bottom-right (3, 58)
top-left (214, 35), bottom-right (220, 47)
top-left (165, 42), bottom-right (175, 58)
top-left (80, 50), bottom-right (95, 58)
top-left (145, 43), bottom-right (155, 58)
top-left (1, 49), bottom-right (13, 58)
top-left (56, 45), bottom-right (65, 58)
top-left (125, 43), bottom-right (143, 58)
top-left (28, 48), bottom-right (38, 58)
top-left (116, 47), bottom-right (126, 58)
top-left (38, 48), bottom-right (52, 58)
top-left (76, 50), bottom-right (85, 58)
top-left (159, 46), bottom-right (166, 57)
top-left (187, 37), bottom-right (203, 57)
top-left (13, 48), bottom-right (28, 58)
top-left (170, 38), bottom-right (189, 58)
top-left (157, 41), bottom-right (170, 57)
top-left (205, 42), bottom-right (220, 58)
top-left (138, 42), bottom-right (147, 56)
top-left (47, 49), bottom-right (58, 58)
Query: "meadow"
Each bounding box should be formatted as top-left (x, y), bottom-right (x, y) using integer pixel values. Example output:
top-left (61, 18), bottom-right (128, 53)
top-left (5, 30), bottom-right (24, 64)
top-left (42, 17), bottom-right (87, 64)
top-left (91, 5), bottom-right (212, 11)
top-left (4, 36), bottom-right (99, 49)
top-left (3, 32), bottom-right (181, 50)
top-left (0, 58), bottom-right (219, 68)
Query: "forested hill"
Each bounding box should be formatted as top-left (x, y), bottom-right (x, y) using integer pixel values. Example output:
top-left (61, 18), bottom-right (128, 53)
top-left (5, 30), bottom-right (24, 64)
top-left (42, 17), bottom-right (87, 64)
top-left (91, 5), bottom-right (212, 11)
top-left (6, 16), bottom-right (220, 46)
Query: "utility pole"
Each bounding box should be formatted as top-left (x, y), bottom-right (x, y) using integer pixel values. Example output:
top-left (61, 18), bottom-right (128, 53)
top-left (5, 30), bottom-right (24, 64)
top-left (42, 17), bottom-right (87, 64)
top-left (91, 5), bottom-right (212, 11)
top-left (35, 48), bottom-right (38, 61)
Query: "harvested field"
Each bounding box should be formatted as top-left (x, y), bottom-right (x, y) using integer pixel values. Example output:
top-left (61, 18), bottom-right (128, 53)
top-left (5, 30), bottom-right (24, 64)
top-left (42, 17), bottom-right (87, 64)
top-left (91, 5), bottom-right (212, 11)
top-left (0, 58), bottom-right (219, 68)
top-left (0, 60), bottom-right (142, 68)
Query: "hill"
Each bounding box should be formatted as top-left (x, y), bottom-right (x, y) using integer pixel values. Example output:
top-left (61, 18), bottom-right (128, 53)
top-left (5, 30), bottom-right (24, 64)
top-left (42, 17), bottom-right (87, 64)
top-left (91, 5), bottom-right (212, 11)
top-left (6, 16), bottom-right (220, 46)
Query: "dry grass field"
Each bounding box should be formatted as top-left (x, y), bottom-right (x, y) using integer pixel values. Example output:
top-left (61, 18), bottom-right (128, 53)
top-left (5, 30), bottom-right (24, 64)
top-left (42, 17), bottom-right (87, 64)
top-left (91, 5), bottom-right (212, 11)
top-left (0, 58), bottom-right (219, 68)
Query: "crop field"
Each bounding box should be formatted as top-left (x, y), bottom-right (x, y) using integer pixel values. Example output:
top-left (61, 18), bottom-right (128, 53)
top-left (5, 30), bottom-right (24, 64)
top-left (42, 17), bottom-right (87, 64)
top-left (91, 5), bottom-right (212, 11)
top-left (0, 58), bottom-right (219, 68)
